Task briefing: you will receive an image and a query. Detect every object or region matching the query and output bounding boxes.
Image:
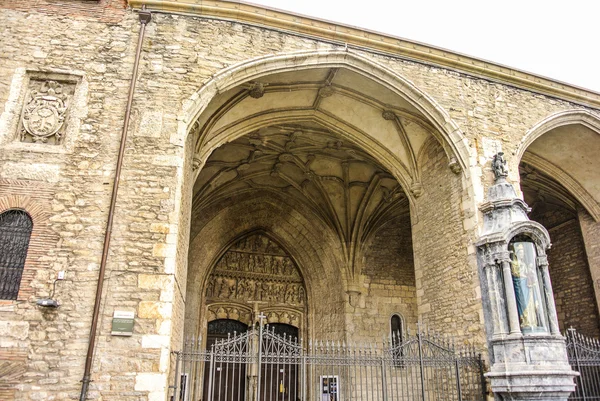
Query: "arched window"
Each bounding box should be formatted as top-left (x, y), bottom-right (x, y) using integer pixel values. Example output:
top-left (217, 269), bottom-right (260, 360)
top-left (390, 314), bottom-right (405, 366)
top-left (0, 210), bottom-right (33, 300)
top-left (391, 314), bottom-right (403, 345)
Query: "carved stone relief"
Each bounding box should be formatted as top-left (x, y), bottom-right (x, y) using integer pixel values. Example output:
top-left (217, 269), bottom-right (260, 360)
top-left (19, 78), bottom-right (75, 145)
top-left (206, 234), bottom-right (306, 309)
top-left (207, 305), bottom-right (253, 325)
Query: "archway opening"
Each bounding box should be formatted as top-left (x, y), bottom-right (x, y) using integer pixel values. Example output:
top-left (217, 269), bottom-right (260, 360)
top-left (520, 121), bottom-right (600, 337)
top-left (184, 62), bottom-right (470, 346)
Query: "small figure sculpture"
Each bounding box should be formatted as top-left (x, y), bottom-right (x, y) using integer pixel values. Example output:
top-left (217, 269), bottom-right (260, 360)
top-left (492, 152), bottom-right (509, 180)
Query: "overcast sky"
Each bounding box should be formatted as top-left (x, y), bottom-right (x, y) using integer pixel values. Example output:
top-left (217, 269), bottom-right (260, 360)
top-left (249, 0), bottom-right (600, 93)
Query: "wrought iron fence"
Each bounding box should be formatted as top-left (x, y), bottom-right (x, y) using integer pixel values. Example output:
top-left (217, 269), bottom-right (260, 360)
top-left (171, 322), bottom-right (486, 401)
top-left (566, 327), bottom-right (600, 400)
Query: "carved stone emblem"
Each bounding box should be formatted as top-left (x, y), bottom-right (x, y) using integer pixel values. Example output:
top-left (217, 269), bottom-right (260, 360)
top-left (21, 80), bottom-right (69, 144)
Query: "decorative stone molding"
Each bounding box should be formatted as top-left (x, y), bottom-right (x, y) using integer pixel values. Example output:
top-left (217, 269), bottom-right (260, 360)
top-left (448, 157), bottom-right (461, 174)
top-left (207, 304), bottom-right (253, 326)
top-left (318, 85), bottom-right (334, 98)
top-left (381, 110), bottom-right (395, 121)
top-left (247, 82), bottom-right (266, 99)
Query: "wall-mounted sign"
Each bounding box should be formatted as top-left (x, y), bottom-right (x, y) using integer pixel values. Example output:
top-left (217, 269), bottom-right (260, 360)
top-left (111, 310), bottom-right (135, 336)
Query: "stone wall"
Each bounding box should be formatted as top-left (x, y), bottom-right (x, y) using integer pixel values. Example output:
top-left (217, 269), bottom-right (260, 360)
top-left (0, 4), bottom-right (599, 400)
top-left (412, 139), bottom-right (484, 345)
top-left (348, 213), bottom-right (418, 343)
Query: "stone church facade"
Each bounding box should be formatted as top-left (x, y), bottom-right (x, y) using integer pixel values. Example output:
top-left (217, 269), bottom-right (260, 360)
top-left (0, 1), bottom-right (599, 400)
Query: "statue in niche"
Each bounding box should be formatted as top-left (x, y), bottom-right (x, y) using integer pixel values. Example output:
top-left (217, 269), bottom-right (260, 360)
top-left (206, 277), bottom-right (215, 298)
top-left (509, 241), bottom-right (545, 332)
top-left (264, 255), bottom-right (273, 274)
top-left (285, 284), bottom-right (296, 304)
top-left (254, 281), bottom-right (263, 299)
top-left (213, 277), bottom-right (223, 298)
top-left (492, 152), bottom-right (509, 180)
top-left (297, 286), bottom-right (305, 305)
top-left (274, 283), bottom-right (285, 302)
top-left (282, 259), bottom-right (291, 276)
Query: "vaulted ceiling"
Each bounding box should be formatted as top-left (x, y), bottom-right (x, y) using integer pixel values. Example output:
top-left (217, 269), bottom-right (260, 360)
top-left (194, 124), bottom-right (409, 247)
top-left (192, 67), bottom-right (441, 197)
top-left (190, 67), bottom-right (436, 274)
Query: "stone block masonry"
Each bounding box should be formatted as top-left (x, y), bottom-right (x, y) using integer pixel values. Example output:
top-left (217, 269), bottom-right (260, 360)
top-left (0, 3), bottom-right (598, 400)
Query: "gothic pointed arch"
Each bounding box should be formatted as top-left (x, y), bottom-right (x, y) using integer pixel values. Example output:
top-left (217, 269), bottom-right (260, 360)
top-left (518, 109), bottom-right (600, 221)
top-left (181, 50), bottom-right (471, 180)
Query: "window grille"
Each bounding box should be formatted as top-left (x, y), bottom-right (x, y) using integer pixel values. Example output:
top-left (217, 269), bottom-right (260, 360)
top-left (0, 210), bottom-right (33, 300)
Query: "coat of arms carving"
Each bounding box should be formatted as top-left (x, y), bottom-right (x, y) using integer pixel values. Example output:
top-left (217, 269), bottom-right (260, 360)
top-left (20, 80), bottom-right (70, 144)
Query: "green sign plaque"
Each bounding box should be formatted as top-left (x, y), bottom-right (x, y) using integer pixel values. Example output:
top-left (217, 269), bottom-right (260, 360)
top-left (111, 310), bottom-right (134, 336)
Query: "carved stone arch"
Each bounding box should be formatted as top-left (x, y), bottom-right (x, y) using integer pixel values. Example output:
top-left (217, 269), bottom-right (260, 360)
top-left (206, 303), bottom-right (254, 326)
top-left (502, 221), bottom-right (552, 256)
top-left (181, 50), bottom-right (471, 179)
top-left (517, 109), bottom-right (600, 221)
top-left (202, 230), bottom-right (308, 337)
top-left (517, 109), bottom-right (600, 162)
top-left (186, 193), bottom-right (347, 339)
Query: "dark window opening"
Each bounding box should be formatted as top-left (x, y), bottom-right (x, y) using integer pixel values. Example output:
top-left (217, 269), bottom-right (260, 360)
top-left (0, 210), bottom-right (33, 300)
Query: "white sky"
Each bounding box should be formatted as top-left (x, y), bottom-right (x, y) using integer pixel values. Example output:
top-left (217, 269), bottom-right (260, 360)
top-left (249, 0), bottom-right (600, 93)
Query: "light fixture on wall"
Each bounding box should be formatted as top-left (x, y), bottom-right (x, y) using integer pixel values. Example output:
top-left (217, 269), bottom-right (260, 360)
top-left (36, 274), bottom-right (62, 308)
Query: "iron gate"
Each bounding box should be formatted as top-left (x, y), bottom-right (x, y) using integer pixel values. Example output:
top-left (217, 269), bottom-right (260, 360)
top-left (566, 327), bottom-right (600, 400)
top-left (171, 321), bottom-right (485, 401)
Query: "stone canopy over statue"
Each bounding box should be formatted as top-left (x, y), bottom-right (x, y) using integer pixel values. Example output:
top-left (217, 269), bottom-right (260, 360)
top-left (509, 240), bottom-right (546, 332)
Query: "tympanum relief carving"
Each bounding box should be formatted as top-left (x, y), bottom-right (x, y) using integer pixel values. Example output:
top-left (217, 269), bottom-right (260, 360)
top-left (206, 234), bottom-right (306, 314)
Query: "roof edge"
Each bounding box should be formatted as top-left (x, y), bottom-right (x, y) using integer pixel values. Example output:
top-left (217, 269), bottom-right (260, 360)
top-left (128, 0), bottom-right (600, 109)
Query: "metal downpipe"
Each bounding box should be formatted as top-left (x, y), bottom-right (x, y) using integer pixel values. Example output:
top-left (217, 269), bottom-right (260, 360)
top-left (79, 7), bottom-right (152, 401)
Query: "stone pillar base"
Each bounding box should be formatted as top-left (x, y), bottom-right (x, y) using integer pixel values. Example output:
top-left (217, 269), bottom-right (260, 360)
top-left (487, 370), bottom-right (577, 401)
top-left (487, 336), bottom-right (577, 401)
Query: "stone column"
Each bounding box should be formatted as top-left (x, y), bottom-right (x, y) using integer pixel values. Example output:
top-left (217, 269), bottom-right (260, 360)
top-left (538, 255), bottom-right (560, 335)
top-left (484, 260), bottom-right (507, 338)
top-left (498, 255), bottom-right (522, 336)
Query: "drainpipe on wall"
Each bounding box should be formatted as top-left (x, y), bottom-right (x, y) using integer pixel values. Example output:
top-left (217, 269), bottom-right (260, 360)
top-left (79, 7), bottom-right (152, 401)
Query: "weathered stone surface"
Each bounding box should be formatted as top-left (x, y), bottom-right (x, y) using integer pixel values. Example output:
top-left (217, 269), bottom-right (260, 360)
top-left (0, 3), bottom-right (598, 401)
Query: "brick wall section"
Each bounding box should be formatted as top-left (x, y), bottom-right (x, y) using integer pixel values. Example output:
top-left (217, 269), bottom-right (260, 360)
top-left (579, 208), bottom-right (600, 334)
top-left (0, 179), bottom-right (55, 302)
top-left (0, 179), bottom-right (56, 401)
top-left (548, 218), bottom-right (600, 337)
top-left (530, 207), bottom-right (600, 337)
top-left (0, 348), bottom-right (27, 401)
